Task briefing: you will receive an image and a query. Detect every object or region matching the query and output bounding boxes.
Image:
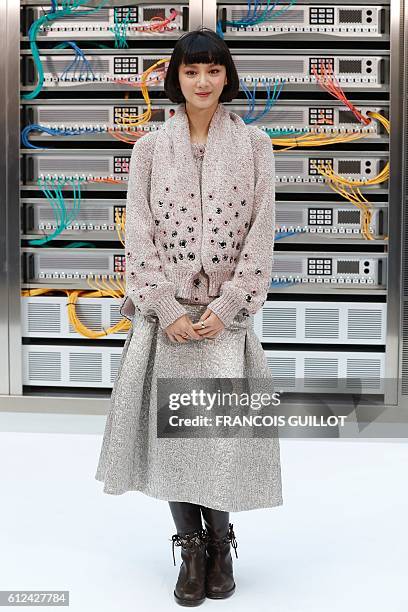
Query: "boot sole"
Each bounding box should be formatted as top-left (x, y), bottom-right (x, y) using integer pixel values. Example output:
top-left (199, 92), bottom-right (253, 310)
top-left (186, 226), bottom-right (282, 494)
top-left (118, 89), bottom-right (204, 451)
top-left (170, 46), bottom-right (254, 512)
top-left (173, 590), bottom-right (206, 606)
top-left (206, 583), bottom-right (236, 599)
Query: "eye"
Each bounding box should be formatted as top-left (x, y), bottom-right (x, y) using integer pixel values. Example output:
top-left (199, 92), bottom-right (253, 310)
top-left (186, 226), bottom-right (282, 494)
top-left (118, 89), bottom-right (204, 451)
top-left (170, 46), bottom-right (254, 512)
top-left (210, 69), bottom-right (220, 74)
top-left (186, 70), bottom-right (196, 76)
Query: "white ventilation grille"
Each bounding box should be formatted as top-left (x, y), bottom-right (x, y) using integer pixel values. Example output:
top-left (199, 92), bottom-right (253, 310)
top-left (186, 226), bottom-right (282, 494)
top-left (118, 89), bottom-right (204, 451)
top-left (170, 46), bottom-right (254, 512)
top-left (23, 345), bottom-right (124, 387)
top-left (22, 296), bottom-right (128, 338)
top-left (28, 351), bottom-right (61, 382)
top-left (262, 308), bottom-right (297, 338)
top-left (347, 309), bottom-right (383, 340)
top-left (69, 352), bottom-right (102, 384)
top-left (305, 309), bottom-right (339, 339)
top-left (264, 350), bottom-right (385, 394)
top-left (254, 301), bottom-right (386, 344)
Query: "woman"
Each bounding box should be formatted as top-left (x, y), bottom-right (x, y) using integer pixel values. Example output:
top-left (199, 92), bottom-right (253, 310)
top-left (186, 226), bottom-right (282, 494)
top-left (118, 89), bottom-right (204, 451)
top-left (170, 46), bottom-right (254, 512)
top-left (95, 27), bottom-right (283, 606)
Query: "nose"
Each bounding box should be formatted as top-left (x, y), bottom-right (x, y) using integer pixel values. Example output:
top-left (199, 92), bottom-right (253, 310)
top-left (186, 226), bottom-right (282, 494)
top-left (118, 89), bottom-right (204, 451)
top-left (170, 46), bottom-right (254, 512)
top-left (198, 71), bottom-right (209, 86)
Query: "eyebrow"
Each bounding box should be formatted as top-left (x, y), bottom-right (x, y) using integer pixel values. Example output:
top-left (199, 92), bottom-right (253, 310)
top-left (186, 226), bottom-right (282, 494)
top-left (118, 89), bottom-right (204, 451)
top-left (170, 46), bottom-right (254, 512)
top-left (183, 63), bottom-right (218, 67)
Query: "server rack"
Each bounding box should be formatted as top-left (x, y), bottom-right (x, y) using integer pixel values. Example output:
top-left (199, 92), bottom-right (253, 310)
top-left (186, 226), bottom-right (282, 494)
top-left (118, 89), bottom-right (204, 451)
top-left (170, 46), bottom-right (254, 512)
top-left (0, 0), bottom-right (406, 417)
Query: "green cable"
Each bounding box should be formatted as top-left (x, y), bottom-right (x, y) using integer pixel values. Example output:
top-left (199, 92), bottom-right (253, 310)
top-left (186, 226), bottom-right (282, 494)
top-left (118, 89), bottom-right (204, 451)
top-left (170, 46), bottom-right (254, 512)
top-left (64, 242), bottom-right (96, 247)
top-left (22, 0), bottom-right (110, 100)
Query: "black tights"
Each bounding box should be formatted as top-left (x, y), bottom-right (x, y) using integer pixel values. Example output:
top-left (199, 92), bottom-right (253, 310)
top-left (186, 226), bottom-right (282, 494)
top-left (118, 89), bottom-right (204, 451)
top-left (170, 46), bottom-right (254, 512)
top-left (169, 501), bottom-right (229, 537)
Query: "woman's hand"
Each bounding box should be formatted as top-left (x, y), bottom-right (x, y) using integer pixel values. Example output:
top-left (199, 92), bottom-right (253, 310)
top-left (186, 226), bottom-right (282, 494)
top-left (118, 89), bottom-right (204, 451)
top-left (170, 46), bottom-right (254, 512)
top-left (165, 314), bottom-right (203, 343)
top-left (191, 309), bottom-right (225, 339)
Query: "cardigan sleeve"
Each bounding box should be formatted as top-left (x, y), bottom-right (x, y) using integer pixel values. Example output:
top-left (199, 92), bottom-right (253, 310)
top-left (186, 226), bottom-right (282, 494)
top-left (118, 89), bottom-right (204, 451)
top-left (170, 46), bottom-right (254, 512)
top-left (207, 128), bottom-right (275, 327)
top-left (123, 133), bottom-right (188, 330)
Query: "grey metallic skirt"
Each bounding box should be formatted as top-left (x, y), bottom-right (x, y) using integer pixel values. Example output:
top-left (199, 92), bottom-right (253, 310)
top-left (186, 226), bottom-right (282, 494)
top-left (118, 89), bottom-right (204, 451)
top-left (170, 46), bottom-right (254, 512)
top-left (95, 302), bottom-right (283, 512)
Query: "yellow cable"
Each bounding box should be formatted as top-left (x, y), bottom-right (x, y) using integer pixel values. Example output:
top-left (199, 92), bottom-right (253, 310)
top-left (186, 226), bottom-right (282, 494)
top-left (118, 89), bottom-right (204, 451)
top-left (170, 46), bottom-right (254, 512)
top-left (20, 288), bottom-right (131, 337)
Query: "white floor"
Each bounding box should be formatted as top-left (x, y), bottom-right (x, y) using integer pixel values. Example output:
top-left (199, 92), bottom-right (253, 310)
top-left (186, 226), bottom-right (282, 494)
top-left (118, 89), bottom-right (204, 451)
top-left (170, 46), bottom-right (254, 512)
top-left (0, 412), bottom-right (407, 612)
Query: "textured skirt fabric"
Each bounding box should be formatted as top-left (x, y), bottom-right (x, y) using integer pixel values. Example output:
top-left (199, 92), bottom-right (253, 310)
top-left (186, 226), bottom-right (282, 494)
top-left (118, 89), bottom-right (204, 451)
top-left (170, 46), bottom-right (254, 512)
top-left (95, 302), bottom-right (283, 512)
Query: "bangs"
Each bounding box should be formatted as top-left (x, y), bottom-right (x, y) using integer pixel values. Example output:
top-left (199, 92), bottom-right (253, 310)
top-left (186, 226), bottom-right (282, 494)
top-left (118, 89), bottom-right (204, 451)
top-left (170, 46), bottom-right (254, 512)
top-left (181, 35), bottom-right (226, 67)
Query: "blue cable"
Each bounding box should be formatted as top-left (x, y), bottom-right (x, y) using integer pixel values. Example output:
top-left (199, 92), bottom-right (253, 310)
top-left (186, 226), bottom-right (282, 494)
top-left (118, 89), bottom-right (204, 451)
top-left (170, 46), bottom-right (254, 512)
top-left (21, 124), bottom-right (104, 149)
top-left (241, 78), bottom-right (285, 124)
top-left (217, 0), bottom-right (298, 38)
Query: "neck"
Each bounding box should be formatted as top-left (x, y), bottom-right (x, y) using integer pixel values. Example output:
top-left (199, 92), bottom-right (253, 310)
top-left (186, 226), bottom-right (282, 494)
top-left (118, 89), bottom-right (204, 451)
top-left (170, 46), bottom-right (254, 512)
top-left (184, 100), bottom-right (220, 142)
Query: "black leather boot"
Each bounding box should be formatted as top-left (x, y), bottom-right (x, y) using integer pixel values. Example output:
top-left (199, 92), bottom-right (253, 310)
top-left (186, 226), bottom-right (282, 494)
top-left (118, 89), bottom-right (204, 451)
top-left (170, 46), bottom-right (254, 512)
top-left (169, 502), bottom-right (208, 607)
top-left (200, 506), bottom-right (238, 599)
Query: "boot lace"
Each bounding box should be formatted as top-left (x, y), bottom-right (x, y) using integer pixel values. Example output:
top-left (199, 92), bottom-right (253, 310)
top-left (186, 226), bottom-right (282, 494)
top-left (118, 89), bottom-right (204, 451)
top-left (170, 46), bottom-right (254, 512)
top-left (207, 523), bottom-right (238, 559)
top-left (170, 528), bottom-right (208, 566)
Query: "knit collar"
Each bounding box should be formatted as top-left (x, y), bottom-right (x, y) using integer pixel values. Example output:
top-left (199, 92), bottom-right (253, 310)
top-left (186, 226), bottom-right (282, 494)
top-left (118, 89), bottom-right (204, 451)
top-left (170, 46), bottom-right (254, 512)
top-left (160, 102), bottom-right (246, 197)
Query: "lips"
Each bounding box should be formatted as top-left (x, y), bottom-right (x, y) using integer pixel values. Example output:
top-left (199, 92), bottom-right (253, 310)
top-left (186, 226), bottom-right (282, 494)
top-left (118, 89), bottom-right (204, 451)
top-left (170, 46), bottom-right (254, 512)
top-left (196, 92), bottom-right (210, 96)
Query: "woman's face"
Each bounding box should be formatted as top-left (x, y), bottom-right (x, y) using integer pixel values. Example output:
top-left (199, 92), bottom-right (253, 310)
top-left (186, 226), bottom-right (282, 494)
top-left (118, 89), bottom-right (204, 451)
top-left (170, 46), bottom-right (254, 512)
top-left (178, 62), bottom-right (227, 108)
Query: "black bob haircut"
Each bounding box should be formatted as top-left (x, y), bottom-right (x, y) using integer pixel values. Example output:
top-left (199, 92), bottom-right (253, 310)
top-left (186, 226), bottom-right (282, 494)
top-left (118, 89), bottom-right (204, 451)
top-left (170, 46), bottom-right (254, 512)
top-left (164, 27), bottom-right (240, 104)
